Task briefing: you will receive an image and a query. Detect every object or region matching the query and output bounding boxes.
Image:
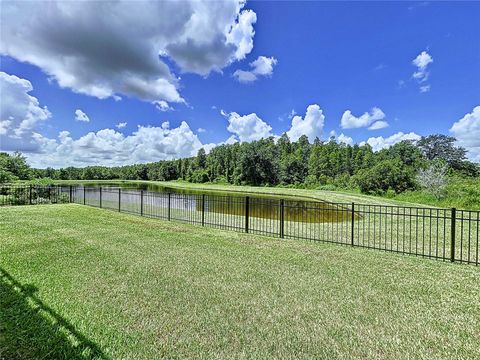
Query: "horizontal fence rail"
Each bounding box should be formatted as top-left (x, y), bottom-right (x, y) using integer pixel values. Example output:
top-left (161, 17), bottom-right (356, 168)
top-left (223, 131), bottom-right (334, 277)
top-left (1, 184), bottom-right (479, 265)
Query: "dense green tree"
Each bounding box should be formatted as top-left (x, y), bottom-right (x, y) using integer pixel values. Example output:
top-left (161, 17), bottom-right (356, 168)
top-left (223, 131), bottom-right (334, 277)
top-left (3, 131), bottom-right (475, 197)
top-left (196, 148), bottom-right (207, 169)
top-left (0, 152), bottom-right (32, 180)
top-left (354, 159), bottom-right (416, 194)
top-left (416, 134), bottom-right (466, 165)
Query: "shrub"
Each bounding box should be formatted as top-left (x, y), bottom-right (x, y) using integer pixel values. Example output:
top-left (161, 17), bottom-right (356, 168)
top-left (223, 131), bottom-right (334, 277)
top-left (189, 169), bottom-right (209, 183)
top-left (416, 162), bottom-right (448, 199)
top-left (212, 176), bottom-right (229, 184)
top-left (354, 159), bottom-right (416, 195)
top-left (0, 169), bottom-right (17, 184)
top-left (316, 184), bottom-right (337, 191)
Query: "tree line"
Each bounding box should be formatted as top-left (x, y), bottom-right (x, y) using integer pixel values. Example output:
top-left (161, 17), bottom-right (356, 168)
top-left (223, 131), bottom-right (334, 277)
top-left (1, 134), bottom-right (478, 196)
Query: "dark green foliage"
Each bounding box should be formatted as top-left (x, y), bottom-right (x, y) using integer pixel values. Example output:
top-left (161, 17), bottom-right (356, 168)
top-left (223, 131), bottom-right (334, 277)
top-left (190, 169), bottom-right (209, 183)
top-left (354, 159), bottom-right (416, 194)
top-left (196, 148), bottom-right (207, 169)
top-left (0, 152), bottom-right (32, 181)
top-left (16, 132), bottom-right (478, 197)
top-left (233, 138), bottom-right (279, 185)
top-left (416, 134), bottom-right (467, 166)
top-left (384, 140), bottom-right (424, 167)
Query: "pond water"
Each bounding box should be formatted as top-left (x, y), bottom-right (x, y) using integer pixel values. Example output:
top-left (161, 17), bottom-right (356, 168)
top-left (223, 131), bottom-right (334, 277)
top-left (62, 182), bottom-right (354, 223)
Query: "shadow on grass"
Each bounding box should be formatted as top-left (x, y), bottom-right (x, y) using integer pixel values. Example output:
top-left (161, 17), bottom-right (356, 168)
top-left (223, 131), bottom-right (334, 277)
top-left (0, 268), bottom-right (108, 359)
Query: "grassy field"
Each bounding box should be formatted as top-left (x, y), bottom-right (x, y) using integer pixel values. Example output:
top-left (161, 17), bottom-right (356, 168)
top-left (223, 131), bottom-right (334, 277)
top-left (1, 204), bottom-right (479, 359)
top-left (392, 176), bottom-right (480, 210)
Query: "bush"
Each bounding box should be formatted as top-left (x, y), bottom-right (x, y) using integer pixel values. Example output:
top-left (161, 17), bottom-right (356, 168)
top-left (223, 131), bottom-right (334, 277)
top-left (0, 169), bottom-right (17, 184)
top-left (333, 173), bottom-right (351, 189)
top-left (212, 176), bottom-right (229, 184)
top-left (354, 159), bottom-right (416, 195)
top-left (303, 174), bottom-right (319, 188)
top-left (416, 162), bottom-right (448, 199)
top-left (385, 188), bottom-right (396, 199)
top-left (189, 169), bottom-right (209, 183)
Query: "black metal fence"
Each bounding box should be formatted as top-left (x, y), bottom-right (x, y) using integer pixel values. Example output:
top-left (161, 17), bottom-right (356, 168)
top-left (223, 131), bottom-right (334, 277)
top-left (0, 184), bottom-right (71, 206)
top-left (1, 185), bottom-right (479, 265)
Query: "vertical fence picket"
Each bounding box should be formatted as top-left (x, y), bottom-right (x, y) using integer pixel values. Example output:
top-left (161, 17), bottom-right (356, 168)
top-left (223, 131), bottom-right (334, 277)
top-left (280, 199), bottom-right (284, 238)
top-left (451, 208), bottom-right (456, 262)
top-left (351, 202), bottom-right (355, 246)
top-left (202, 194), bottom-right (205, 226)
top-left (168, 193), bottom-right (171, 221)
top-left (245, 196), bottom-right (249, 233)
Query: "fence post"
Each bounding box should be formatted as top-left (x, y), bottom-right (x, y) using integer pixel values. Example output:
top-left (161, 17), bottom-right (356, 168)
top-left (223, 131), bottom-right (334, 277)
top-left (140, 190), bottom-right (144, 216)
top-left (118, 188), bottom-right (121, 212)
top-left (450, 208), bottom-right (456, 262)
top-left (280, 199), bottom-right (284, 238)
top-left (69, 185), bottom-right (73, 203)
top-left (83, 187), bottom-right (86, 205)
top-left (245, 196), bottom-right (249, 233)
top-left (351, 202), bottom-right (355, 246)
top-left (168, 193), bottom-right (171, 221)
top-left (99, 186), bottom-right (102, 208)
top-left (201, 194), bottom-right (205, 226)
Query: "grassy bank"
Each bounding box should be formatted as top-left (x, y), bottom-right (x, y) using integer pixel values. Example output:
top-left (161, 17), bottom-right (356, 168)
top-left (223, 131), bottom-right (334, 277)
top-left (1, 204), bottom-right (479, 359)
top-left (391, 176), bottom-right (480, 210)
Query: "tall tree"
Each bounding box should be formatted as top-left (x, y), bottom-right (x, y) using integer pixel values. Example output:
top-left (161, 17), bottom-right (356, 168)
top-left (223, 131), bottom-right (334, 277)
top-left (416, 134), bottom-right (466, 166)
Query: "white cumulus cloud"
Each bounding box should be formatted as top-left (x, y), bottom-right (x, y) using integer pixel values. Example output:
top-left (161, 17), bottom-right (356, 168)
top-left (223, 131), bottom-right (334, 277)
top-left (226, 112), bottom-right (273, 142)
top-left (337, 133), bottom-right (354, 146)
top-left (116, 122), bottom-right (127, 129)
top-left (450, 106), bottom-right (480, 162)
top-left (0, 72), bottom-right (51, 152)
top-left (329, 130), bottom-right (353, 146)
top-left (25, 121), bottom-right (205, 168)
top-left (233, 56), bottom-right (277, 83)
top-left (360, 132), bottom-right (421, 152)
top-left (341, 107), bottom-right (387, 130)
top-left (0, 1), bottom-right (257, 107)
top-left (286, 104), bottom-right (325, 142)
top-left (368, 120), bottom-right (389, 130)
top-left (74, 109), bottom-right (90, 122)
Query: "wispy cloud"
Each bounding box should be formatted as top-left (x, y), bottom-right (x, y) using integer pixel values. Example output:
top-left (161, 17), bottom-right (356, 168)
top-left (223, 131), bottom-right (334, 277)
top-left (412, 50), bottom-right (433, 92)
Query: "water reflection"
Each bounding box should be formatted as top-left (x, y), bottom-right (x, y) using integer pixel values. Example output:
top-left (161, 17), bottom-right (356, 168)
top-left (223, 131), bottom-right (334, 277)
top-left (67, 182), bottom-right (354, 223)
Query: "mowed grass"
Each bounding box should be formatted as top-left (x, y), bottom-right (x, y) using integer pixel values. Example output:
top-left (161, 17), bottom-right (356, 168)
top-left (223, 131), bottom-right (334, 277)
top-left (1, 205), bottom-right (479, 359)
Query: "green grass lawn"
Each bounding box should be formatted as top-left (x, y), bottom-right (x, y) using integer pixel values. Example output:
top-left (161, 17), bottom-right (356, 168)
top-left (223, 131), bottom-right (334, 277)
top-left (1, 204), bottom-right (479, 359)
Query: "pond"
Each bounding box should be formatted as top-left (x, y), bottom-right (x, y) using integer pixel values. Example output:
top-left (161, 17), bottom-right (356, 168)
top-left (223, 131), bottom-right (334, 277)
top-left (60, 182), bottom-right (354, 224)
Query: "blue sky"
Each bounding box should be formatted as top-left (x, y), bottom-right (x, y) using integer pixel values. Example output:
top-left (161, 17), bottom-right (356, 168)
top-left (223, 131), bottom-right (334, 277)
top-left (0, 1), bottom-right (479, 168)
